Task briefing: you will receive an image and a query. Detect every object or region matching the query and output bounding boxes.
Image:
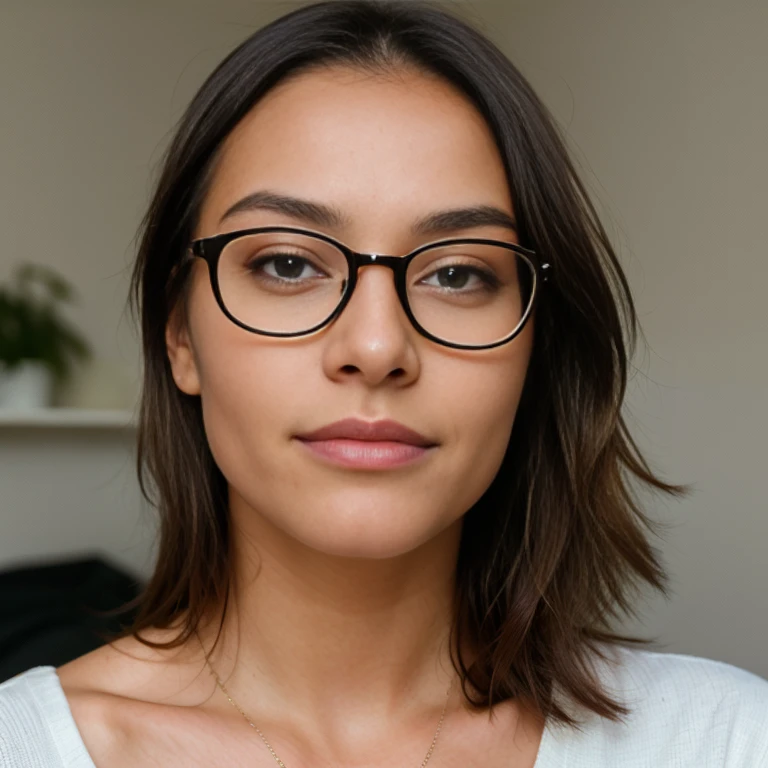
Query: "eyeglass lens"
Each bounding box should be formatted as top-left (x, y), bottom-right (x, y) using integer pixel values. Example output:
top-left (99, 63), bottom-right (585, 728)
top-left (216, 232), bottom-right (535, 346)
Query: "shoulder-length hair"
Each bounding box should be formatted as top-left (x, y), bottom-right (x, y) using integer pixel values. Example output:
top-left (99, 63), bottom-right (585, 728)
top-left (119, 0), bottom-right (688, 730)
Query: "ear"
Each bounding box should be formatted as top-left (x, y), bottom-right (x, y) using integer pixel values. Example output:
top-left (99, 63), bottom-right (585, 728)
top-left (165, 306), bottom-right (201, 396)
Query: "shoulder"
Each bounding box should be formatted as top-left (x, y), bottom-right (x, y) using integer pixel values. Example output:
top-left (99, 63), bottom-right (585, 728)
top-left (53, 627), bottom-right (224, 766)
top-left (603, 645), bottom-right (768, 718)
top-left (0, 626), bottom-right (208, 768)
top-left (55, 625), bottom-right (210, 707)
top-left (552, 644), bottom-right (768, 766)
top-left (0, 666), bottom-right (77, 767)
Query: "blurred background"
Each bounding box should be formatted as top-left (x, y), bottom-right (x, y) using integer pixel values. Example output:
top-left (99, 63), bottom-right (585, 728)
top-left (0, 0), bottom-right (765, 679)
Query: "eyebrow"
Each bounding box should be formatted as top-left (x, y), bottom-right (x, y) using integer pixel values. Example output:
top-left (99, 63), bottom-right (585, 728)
top-left (219, 189), bottom-right (517, 236)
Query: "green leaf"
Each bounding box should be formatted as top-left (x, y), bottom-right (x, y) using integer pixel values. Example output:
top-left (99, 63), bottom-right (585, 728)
top-left (0, 263), bottom-right (91, 381)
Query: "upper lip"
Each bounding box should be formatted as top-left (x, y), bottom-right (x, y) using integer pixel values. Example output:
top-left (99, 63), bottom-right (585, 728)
top-left (296, 418), bottom-right (436, 447)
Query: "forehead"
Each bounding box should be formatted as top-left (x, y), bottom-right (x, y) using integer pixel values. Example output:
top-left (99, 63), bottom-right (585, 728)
top-left (198, 66), bottom-right (513, 241)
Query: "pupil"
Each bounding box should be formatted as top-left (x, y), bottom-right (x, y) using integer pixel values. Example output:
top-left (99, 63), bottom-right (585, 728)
top-left (274, 256), bottom-right (303, 279)
top-left (439, 267), bottom-right (468, 289)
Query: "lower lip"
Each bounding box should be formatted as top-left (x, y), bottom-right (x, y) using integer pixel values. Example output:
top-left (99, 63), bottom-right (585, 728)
top-left (296, 438), bottom-right (434, 469)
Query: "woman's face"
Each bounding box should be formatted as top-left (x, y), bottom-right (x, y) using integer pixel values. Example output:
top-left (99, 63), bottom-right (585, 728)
top-left (167, 66), bottom-right (534, 559)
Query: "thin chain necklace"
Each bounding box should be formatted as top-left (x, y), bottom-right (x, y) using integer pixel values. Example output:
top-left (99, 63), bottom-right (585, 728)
top-left (200, 644), bottom-right (453, 767)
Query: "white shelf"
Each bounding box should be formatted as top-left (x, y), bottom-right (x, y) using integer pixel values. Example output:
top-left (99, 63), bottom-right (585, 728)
top-left (0, 408), bottom-right (137, 429)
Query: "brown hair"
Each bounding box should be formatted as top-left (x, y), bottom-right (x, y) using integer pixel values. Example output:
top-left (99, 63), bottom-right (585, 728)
top-left (117, 0), bottom-right (688, 731)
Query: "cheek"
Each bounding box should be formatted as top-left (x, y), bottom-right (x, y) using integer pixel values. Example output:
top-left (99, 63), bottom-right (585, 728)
top-left (435, 328), bottom-right (533, 496)
top-left (184, 273), bottom-right (309, 465)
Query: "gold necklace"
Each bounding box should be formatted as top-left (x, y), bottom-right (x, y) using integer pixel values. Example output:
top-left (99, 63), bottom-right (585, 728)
top-left (200, 649), bottom-right (453, 767)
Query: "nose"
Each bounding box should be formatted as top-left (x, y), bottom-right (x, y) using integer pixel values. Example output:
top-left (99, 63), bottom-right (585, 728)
top-left (320, 263), bottom-right (421, 388)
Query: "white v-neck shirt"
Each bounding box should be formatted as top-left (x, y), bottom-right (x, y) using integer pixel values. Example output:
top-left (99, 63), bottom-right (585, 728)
top-left (1, 646), bottom-right (767, 766)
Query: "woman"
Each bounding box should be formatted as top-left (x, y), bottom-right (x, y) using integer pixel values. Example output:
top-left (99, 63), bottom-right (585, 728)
top-left (1, 1), bottom-right (766, 765)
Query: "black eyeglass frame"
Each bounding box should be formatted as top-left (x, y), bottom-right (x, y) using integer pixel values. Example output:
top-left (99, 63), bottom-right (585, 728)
top-left (187, 225), bottom-right (552, 350)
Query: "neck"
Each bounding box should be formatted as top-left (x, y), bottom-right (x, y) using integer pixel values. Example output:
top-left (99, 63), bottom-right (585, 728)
top-left (195, 495), bottom-right (465, 732)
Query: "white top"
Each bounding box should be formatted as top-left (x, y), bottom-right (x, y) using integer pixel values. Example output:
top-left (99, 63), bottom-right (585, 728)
top-left (1, 647), bottom-right (767, 766)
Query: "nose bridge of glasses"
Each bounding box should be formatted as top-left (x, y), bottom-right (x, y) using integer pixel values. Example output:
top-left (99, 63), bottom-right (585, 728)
top-left (350, 252), bottom-right (407, 279)
top-left (353, 252), bottom-right (402, 265)
top-left (343, 253), bottom-right (410, 321)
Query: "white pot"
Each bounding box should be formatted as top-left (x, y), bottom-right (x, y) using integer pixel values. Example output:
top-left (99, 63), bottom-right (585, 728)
top-left (0, 361), bottom-right (54, 409)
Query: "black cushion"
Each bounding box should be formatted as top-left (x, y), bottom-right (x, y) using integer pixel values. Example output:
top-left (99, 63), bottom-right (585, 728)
top-left (0, 555), bottom-right (143, 682)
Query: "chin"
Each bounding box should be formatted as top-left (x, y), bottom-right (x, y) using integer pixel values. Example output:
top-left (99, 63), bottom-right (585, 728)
top-left (285, 509), bottom-right (452, 561)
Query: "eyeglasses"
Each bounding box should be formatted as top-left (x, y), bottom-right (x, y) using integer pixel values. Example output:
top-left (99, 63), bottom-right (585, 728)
top-left (187, 226), bottom-right (552, 350)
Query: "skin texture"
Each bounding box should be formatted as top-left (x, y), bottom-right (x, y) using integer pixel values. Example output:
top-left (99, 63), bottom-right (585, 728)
top-left (57, 66), bottom-right (544, 767)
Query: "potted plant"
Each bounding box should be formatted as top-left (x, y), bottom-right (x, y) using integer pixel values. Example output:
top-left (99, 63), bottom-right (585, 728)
top-left (0, 263), bottom-right (91, 409)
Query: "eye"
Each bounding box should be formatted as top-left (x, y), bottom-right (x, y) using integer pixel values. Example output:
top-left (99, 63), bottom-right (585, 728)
top-left (247, 252), bottom-right (328, 281)
top-left (419, 264), bottom-right (497, 291)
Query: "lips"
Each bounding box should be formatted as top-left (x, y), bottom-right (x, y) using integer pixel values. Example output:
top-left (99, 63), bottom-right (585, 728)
top-left (295, 418), bottom-right (436, 447)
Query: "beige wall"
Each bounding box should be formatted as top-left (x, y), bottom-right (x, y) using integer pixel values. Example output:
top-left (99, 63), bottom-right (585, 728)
top-left (1, 1), bottom-right (765, 675)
